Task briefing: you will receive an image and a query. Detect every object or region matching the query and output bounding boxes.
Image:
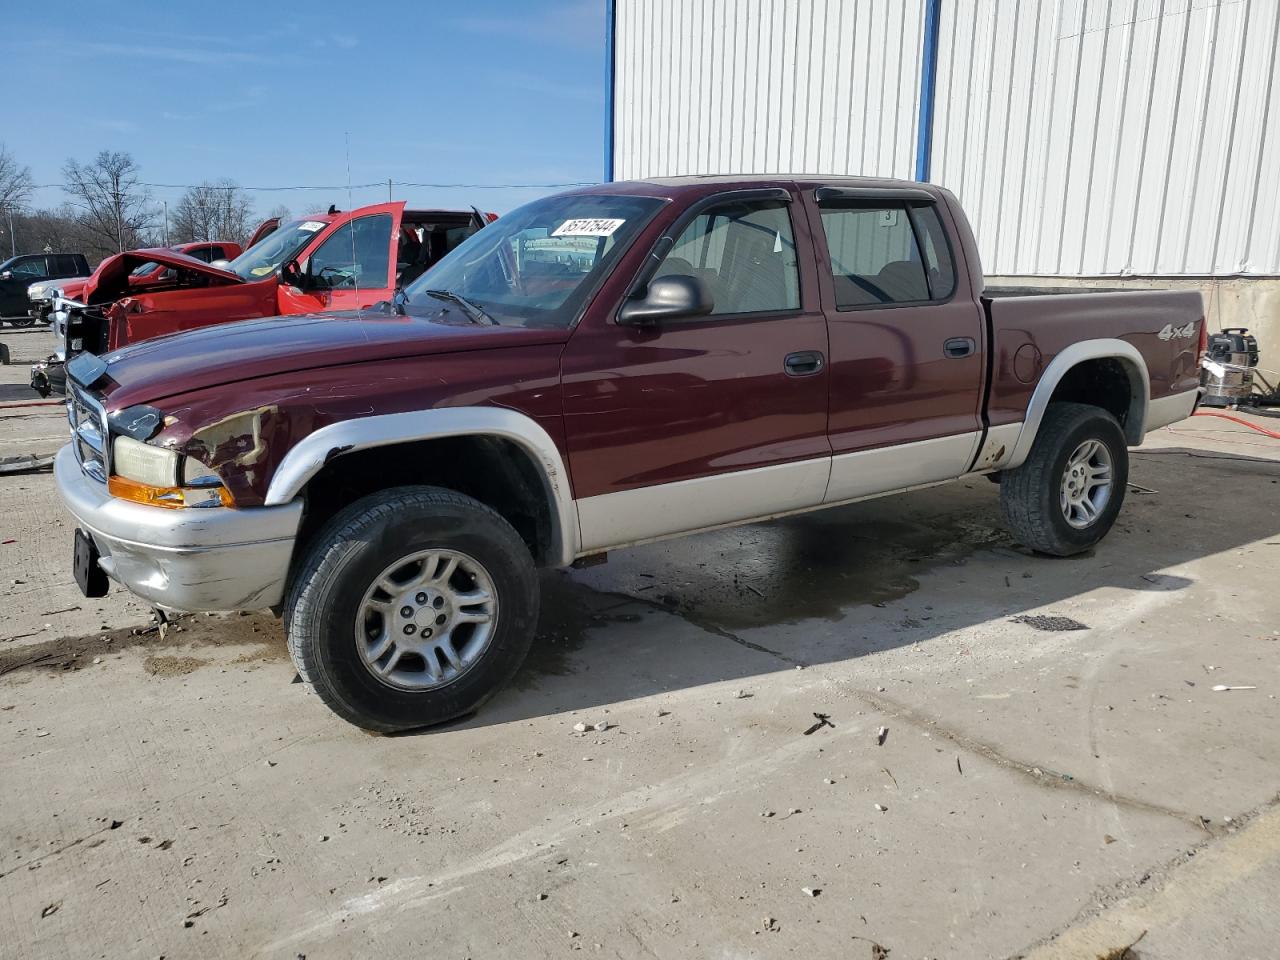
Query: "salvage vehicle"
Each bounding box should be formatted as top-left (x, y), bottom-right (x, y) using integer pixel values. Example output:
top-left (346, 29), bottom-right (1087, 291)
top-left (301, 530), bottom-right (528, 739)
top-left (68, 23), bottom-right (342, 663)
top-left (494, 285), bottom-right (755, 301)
top-left (31, 205), bottom-right (491, 395)
top-left (54, 175), bottom-right (1205, 732)
top-left (1, 252), bottom-right (91, 325)
top-left (28, 241), bottom-right (243, 325)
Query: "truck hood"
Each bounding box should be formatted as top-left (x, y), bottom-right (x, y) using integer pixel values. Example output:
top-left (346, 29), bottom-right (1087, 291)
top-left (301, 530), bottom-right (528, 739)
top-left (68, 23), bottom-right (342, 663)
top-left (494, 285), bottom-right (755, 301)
top-left (86, 248), bottom-right (242, 304)
top-left (96, 309), bottom-right (570, 409)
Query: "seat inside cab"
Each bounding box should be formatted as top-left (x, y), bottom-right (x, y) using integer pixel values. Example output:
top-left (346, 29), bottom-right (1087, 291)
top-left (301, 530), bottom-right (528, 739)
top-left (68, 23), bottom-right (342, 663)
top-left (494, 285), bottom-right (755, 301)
top-left (397, 212), bottom-right (485, 287)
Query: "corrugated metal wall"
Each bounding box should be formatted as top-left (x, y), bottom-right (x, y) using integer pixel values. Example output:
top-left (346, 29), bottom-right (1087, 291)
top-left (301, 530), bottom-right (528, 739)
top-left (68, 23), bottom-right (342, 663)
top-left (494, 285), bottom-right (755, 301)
top-left (613, 0), bottom-right (1280, 278)
top-left (613, 0), bottom-right (925, 181)
top-left (934, 0), bottom-right (1280, 277)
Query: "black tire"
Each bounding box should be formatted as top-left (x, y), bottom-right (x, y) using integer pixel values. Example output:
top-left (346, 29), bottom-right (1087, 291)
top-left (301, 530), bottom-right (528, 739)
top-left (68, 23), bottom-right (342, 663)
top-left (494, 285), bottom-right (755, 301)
top-left (284, 486), bottom-right (539, 733)
top-left (999, 402), bottom-right (1129, 557)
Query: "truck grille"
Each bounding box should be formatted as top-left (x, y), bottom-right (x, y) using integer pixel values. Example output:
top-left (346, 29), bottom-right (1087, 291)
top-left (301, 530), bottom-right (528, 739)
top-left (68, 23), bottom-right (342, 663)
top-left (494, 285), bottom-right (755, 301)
top-left (67, 384), bottom-right (109, 483)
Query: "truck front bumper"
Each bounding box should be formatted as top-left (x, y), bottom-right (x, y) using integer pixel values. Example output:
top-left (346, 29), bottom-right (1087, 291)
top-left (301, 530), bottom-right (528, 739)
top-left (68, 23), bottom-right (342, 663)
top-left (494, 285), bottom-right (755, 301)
top-left (55, 445), bottom-right (303, 611)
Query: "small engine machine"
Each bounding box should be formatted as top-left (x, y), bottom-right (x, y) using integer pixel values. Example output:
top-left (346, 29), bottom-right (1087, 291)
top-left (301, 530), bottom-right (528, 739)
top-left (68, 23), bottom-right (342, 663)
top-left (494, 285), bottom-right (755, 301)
top-left (1200, 327), bottom-right (1260, 408)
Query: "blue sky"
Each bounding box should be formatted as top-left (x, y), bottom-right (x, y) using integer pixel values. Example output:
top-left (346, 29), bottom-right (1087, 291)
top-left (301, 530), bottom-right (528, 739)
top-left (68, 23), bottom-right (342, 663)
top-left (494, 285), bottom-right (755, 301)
top-left (3, 0), bottom-right (606, 221)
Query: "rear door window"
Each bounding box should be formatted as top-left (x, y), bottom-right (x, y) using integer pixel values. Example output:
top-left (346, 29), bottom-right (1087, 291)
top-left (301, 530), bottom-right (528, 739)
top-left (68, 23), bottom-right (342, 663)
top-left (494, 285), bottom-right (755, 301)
top-left (655, 199), bottom-right (800, 317)
top-left (818, 201), bottom-right (955, 308)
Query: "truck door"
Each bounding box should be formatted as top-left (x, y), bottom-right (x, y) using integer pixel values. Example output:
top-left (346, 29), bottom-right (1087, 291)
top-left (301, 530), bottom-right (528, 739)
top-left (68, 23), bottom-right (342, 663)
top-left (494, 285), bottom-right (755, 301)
top-left (280, 202), bottom-right (403, 314)
top-left (806, 188), bottom-right (985, 503)
top-left (562, 189), bottom-right (832, 553)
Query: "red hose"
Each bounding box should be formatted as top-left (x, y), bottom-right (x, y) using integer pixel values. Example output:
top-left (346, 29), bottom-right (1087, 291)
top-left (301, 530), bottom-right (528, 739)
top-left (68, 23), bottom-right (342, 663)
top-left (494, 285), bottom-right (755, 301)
top-left (1192, 410), bottom-right (1280, 439)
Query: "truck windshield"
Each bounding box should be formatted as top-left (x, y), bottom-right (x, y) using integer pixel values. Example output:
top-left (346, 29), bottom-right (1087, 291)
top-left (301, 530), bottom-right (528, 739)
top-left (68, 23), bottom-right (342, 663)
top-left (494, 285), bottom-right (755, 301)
top-left (226, 218), bottom-right (330, 281)
top-left (401, 194), bottom-right (664, 328)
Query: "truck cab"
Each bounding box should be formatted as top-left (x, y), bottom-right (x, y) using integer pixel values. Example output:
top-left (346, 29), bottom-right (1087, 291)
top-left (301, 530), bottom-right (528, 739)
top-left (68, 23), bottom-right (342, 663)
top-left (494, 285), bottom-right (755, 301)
top-left (1, 252), bottom-right (90, 323)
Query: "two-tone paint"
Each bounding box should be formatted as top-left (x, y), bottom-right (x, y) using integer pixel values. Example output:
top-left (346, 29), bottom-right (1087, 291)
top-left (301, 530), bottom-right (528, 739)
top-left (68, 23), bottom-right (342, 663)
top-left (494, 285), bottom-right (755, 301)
top-left (61, 175), bottom-right (1205, 610)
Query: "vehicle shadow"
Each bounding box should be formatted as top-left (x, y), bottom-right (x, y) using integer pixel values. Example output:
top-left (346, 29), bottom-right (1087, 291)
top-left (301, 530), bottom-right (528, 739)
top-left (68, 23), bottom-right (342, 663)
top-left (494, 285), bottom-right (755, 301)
top-left (451, 444), bottom-right (1280, 731)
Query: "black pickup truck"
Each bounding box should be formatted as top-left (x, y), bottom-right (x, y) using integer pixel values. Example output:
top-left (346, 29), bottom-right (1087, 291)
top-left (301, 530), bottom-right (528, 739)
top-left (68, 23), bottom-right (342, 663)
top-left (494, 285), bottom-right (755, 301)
top-left (0, 252), bottom-right (92, 325)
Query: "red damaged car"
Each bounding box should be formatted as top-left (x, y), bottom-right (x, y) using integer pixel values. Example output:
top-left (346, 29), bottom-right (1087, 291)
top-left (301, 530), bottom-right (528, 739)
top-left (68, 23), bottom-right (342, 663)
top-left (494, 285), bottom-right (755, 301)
top-left (34, 202), bottom-right (492, 393)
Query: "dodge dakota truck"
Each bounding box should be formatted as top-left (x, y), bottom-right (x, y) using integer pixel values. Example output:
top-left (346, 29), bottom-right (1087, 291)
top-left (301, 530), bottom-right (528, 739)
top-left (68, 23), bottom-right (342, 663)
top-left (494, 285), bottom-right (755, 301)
top-left (55, 175), bottom-right (1204, 732)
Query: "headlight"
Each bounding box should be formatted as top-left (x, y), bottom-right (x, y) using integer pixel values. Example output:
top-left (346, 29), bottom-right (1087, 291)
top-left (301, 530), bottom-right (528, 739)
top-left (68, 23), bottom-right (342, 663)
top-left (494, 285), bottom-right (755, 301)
top-left (112, 436), bottom-right (178, 487)
top-left (108, 437), bottom-right (232, 509)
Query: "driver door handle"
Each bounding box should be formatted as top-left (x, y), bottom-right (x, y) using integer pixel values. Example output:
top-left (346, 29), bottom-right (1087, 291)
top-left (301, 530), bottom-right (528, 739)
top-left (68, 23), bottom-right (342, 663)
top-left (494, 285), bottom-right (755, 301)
top-left (943, 337), bottom-right (975, 358)
top-left (784, 350), bottom-right (825, 377)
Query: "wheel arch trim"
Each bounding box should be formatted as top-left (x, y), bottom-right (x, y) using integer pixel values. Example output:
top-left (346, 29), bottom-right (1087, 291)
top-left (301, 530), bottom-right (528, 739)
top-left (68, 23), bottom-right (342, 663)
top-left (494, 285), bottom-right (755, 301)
top-left (264, 407), bottom-right (579, 567)
top-left (1006, 339), bottom-right (1150, 470)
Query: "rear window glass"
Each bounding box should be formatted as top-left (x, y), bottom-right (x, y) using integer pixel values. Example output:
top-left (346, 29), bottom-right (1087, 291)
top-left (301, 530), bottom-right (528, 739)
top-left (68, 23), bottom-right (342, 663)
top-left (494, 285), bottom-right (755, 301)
top-left (818, 202), bottom-right (955, 308)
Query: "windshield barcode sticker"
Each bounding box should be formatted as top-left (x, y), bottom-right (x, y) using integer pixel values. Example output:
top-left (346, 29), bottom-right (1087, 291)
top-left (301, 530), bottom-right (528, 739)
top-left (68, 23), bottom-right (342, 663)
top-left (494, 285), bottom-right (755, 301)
top-left (552, 218), bottom-right (626, 238)
top-left (299, 221), bottom-right (326, 232)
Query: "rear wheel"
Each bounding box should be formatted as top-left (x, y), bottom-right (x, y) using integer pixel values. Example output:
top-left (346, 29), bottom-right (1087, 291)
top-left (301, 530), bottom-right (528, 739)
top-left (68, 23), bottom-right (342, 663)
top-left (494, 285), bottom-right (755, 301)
top-left (285, 486), bottom-right (539, 733)
top-left (999, 402), bottom-right (1128, 556)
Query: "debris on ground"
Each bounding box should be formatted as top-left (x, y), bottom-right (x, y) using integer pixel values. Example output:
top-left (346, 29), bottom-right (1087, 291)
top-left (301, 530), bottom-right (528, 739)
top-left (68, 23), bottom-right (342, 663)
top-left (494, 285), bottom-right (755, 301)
top-left (733, 689), bottom-right (752, 699)
top-left (655, 708), bottom-right (670, 717)
top-left (956, 755), bottom-right (963, 775)
top-left (876, 726), bottom-right (888, 746)
top-left (801, 886), bottom-right (821, 897)
top-left (1010, 615), bottom-right (1089, 632)
top-left (1096, 928), bottom-right (1147, 960)
top-left (40, 902), bottom-right (60, 918)
top-left (803, 713), bottom-right (834, 736)
top-left (1212, 685), bottom-right (1257, 691)
top-left (762, 917), bottom-right (779, 933)
top-left (593, 721), bottom-right (610, 732)
top-left (572, 722), bottom-right (588, 733)
top-left (874, 803), bottom-right (887, 812)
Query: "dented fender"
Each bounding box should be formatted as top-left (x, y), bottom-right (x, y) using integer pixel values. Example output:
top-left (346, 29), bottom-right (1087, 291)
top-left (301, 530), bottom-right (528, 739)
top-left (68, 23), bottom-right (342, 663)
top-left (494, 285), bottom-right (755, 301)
top-left (263, 407), bottom-right (580, 567)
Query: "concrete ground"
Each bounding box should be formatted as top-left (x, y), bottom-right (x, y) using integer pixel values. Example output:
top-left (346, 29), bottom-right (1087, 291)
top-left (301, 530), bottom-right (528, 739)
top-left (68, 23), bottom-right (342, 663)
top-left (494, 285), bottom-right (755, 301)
top-left (1, 323), bottom-right (1278, 959)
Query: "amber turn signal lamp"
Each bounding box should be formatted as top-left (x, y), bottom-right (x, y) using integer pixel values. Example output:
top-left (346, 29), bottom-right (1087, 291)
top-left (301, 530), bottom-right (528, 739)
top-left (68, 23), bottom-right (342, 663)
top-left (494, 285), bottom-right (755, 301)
top-left (108, 475), bottom-right (234, 509)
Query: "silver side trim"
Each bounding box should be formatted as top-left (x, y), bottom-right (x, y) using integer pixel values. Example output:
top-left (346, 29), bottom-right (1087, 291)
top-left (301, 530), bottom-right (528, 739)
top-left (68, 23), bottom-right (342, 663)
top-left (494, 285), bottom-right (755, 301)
top-left (824, 431), bottom-right (981, 503)
top-left (1006, 338), bottom-right (1150, 470)
top-left (971, 422), bottom-right (1023, 472)
top-left (1145, 387), bottom-right (1199, 433)
top-left (577, 456), bottom-right (830, 553)
top-left (264, 407), bottom-right (579, 567)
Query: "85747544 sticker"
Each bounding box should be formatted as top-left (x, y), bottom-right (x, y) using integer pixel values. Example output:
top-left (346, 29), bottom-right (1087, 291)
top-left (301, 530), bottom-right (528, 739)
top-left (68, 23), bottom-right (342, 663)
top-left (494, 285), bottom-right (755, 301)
top-left (552, 218), bottom-right (626, 238)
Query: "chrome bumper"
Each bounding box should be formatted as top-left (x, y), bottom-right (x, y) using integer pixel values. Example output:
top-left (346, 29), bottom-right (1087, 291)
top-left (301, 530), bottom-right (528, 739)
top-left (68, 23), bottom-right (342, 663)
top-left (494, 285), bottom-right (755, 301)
top-left (54, 445), bottom-right (303, 611)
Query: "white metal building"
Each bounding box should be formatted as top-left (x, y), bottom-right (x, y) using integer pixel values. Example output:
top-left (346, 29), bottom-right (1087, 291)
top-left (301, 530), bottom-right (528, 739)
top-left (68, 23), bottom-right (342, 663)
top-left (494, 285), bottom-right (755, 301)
top-left (607, 0), bottom-right (1280, 282)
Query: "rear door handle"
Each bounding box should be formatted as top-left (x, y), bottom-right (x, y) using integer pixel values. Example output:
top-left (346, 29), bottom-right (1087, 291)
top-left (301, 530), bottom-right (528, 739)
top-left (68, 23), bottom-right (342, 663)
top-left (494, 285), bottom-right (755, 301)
top-left (784, 350), bottom-right (825, 377)
top-left (943, 337), bottom-right (975, 358)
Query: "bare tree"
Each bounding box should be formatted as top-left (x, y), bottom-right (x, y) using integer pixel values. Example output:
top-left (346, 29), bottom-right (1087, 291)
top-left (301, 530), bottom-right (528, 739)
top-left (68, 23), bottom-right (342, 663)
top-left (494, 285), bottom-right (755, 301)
top-left (171, 180), bottom-right (256, 246)
top-left (62, 150), bottom-right (153, 253)
top-left (0, 143), bottom-right (35, 256)
top-left (266, 203), bottom-right (292, 223)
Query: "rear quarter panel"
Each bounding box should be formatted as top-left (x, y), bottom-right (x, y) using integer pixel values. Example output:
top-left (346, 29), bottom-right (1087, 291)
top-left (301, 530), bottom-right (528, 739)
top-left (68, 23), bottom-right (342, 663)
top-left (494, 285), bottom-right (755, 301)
top-left (985, 289), bottom-right (1204, 429)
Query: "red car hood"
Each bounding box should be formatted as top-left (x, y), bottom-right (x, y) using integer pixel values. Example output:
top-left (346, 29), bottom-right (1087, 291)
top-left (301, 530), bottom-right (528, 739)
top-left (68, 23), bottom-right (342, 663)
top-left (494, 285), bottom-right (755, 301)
top-left (97, 309), bottom-right (570, 409)
top-left (86, 248), bottom-right (242, 304)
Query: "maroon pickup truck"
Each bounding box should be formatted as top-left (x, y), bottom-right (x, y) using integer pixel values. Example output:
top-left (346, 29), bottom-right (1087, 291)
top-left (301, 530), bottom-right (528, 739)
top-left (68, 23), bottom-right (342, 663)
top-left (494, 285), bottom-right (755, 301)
top-left (55, 175), bottom-right (1204, 732)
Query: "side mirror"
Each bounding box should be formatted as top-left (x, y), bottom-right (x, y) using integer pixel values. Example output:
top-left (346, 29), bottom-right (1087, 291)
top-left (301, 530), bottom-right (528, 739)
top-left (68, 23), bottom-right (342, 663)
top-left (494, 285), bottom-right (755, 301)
top-left (0, 271), bottom-right (11, 280)
top-left (618, 275), bottom-right (714, 326)
top-left (280, 259), bottom-right (305, 289)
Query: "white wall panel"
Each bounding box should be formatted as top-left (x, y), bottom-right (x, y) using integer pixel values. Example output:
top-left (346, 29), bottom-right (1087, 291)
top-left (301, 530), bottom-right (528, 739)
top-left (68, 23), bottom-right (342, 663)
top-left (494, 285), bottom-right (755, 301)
top-left (934, 0), bottom-right (1280, 276)
top-left (614, 0), bottom-right (1280, 276)
top-left (613, 0), bottom-right (925, 181)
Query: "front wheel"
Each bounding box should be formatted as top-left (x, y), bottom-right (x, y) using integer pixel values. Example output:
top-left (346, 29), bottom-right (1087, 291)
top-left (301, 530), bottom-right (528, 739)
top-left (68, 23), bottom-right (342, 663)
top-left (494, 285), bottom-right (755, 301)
top-left (999, 402), bottom-right (1129, 556)
top-left (285, 486), bottom-right (540, 733)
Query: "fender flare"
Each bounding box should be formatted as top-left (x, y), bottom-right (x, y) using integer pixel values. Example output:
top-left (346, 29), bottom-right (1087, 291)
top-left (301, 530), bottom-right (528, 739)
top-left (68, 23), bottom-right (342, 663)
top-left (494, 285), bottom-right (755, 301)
top-left (1005, 338), bottom-right (1150, 470)
top-left (263, 407), bottom-right (579, 567)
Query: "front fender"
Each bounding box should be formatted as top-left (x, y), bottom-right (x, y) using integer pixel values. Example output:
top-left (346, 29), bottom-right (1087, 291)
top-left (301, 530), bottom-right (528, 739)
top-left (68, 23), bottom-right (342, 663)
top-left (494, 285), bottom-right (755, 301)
top-left (264, 407), bottom-right (579, 567)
